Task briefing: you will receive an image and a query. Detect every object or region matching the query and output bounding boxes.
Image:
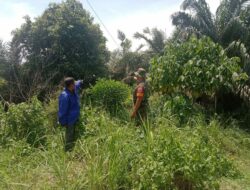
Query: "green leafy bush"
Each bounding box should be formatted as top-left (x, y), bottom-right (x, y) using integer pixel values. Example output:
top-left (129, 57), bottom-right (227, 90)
top-left (131, 125), bottom-right (238, 190)
top-left (90, 79), bottom-right (130, 114)
top-left (45, 98), bottom-right (59, 129)
top-left (0, 77), bottom-right (6, 88)
top-left (149, 94), bottom-right (204, 125)
top-left (150, 37), bottom-right (248, 98)
top-left (0, 101), bottom-right (4, 114)
top-left (3, 98), bottom-right (47, 147)
top-left (0, 102), bottom-right (6, 144)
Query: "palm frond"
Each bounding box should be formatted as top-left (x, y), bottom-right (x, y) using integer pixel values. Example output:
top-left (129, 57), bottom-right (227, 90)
top-left (143, 27), bottom-right (150, 34)
top-left (117, 30), bottom-right (126, 42)
top-left (134, 32), bottom-right (156, 51)
top-left (226, 41), bottom-right (250, 72)
top-left (181, 0), bottom-right (197, 11)
top-left (240, 0), bottom-right (250, 9)
top-left (172, 0), bottom-right (217, 41)
top-left (151, 28), bottom-right (166, 53)
top-left (135, 44), bottom-right (145, 52)
top-left (216, 0), bottom-right (238, 29)
top-left (134, 28), bottom-right (166, 54)
top-left (172, 12), bottom-right (198, 28)
top-left (221, 17), bottom-right (248, 46)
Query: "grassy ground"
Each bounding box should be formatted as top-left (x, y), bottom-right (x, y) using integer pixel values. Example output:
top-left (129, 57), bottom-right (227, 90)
top-left (220, 153), bottom-right (250, 190)
top-left (220, 128), bottom-right (250, 190)
top-left (0, 105), bottom-right (250, 190)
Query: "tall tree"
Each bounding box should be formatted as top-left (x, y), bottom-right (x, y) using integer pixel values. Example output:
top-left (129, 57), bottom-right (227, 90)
top-left (134, 27), bottom-right (166, 56)
top-left (10, 0), bottom-right (109, 101)
top-left (0, 40), bottom-right (11, 101)
top-left (172, 0), bottom-right (250, 71)
top-left (108, 30), bottom-right (150, 80)
top-left (172, 0), bottom-right (249, 45)
top-left (0, 40), bottom-right (7, 79)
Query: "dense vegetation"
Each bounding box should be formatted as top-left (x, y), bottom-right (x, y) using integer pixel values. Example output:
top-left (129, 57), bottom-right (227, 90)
top-left (150, 37), bottom-right (248, 99)
top-left (0, 94), bottom-right (250, 189)
top-left (90, 79), bottom-right (130, 114)
top-left (1, 0), bottom-right (250, 189)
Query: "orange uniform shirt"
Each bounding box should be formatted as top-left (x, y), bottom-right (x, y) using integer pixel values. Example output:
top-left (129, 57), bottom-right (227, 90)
top-left (136, 86), bottom-right (145, 98)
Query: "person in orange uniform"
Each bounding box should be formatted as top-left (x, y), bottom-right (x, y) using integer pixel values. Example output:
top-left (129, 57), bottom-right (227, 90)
top-left (131, 68), bottom-right (149, 124)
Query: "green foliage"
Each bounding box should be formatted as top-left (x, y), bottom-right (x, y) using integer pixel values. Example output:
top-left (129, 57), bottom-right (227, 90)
top-left (172, 0), bottom-right (249, 47)
top-left (108, 31), bottom-right (150, 80)
top-left (0, 41), bottom-right (10, 100)
top-left (168, 95), bottom-right (201, 124)
top-left (0, 106), bottom-right (244, 190)
top-left (90, 79), bottom-right (130, 114)
top-left (0, 40), bottom-right (8, 77)
top-left (108, 50), bottom-right (150, 80)
top-left (45, 98), bottom-right (59, 129)
top-left (0, 77), bottom-right (6, 89)
top-left (9, 0), bottom-right (109, 101)
top-left (2, 98), bottom-right (47, 147)
top-left (134, 27), bottom-right (166, 55)
top-left (171, 0), bottom-right (250, 73)
top-left (132, 126), bottom-right (238, 190)
top-left (149, 94), bottom-right (205, 127)
top-left (150, 37), bottom-right (248, 97)
top-left (52, 107), bottom-right (240, 190)
top-left (240, 6), bottom-right (250, 50)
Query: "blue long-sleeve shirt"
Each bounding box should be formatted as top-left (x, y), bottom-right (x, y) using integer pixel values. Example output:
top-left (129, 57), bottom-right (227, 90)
top-left (58, 80), bottom-right (82, 126)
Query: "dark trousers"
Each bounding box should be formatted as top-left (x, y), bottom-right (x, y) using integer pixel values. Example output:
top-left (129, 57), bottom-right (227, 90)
top-left (65, 124), bottom-right (76, 152)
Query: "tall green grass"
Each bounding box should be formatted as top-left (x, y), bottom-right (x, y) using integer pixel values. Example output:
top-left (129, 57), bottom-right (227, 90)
top-left (1, 100), bottom-right (249, 190)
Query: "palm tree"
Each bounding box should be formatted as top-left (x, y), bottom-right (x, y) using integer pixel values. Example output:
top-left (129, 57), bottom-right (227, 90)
top-left (172, 0), bottom-right (250, 108)
top-left (134, 27), bottom-right (166, 55)
top-left (172, 0), bottom-right (217, 40)
top-left (172, 0), bottom-right (250, 70)
top-left (216, 0), bottom-right (249, 46)
top-left (108, 30), bottom-right (150, 80)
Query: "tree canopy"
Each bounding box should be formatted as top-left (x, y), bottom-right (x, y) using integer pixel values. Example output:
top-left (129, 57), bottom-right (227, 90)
top-left (172, 0), bottom-right (250, 73)
top-left (150, 37), bottom-right (248, 97)
top-left (9, 0), bottom-right (109, 101)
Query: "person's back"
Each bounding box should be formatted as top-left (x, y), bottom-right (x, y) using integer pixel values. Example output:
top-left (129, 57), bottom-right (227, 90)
top-left (58, 86), bottom-right (80, 126)
top-left (58, 77), bottom-right (82, 151)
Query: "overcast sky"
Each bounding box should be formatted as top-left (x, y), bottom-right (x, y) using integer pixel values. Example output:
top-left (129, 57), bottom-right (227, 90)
top-left (0, 0), bottom-right (221, 50)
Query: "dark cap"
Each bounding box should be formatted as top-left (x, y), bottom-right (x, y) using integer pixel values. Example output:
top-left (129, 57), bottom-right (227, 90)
top-left (134, 68), bottom-right (146, 78)
top-left (64, 77), bottom-right (75, 88)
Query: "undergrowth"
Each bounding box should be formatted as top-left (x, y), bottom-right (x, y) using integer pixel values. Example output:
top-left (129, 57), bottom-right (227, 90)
top-left (1, 98), bottom-right (249, 190)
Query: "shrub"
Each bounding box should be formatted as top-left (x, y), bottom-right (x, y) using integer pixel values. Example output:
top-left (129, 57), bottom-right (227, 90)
top-left (131, 125), bottom-right (238, 190)
top-left (0, 79), bottom-right (9, 101)
top-left (90, 79), bottom-right (130, 114)
top-left (0, 104), bottom-right (241, 189)
top-left (0, 78), bottom-right (6, 88)
top-left (45, 98), bottom-right (59, 129)
top-left (0, 102), bottom-right (6, 144)
top-left (150, 37), bottom-right (248, 98)
top-left (0, 101), bottom-right (4, 114)
top-left (149, 94), bottom-right (204, 125)
top-left (72, 108), bottom-right (238, 190)
top-left (4, 98), bottom-right (47, 147)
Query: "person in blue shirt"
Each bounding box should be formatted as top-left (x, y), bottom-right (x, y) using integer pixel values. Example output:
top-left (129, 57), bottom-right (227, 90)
top-left (58, 77), bottom-right (82, 151)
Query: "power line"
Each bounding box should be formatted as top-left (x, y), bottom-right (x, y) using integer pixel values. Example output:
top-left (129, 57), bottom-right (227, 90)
top-left (85, 0), bottom-right (120, 48)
